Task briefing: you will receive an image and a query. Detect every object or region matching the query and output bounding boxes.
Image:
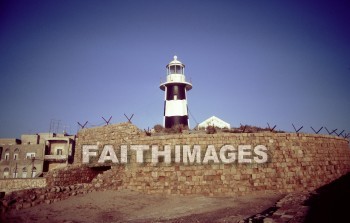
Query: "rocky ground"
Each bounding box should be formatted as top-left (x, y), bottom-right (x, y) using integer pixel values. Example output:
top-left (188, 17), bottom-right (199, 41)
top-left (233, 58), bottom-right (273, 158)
top-left (3, 173), bottom-right (350, 223)
top-left (4, 190), bottom-right (283, 223)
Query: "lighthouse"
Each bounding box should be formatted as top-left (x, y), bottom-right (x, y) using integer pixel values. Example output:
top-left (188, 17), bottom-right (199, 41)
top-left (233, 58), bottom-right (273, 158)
top-left (160, 56), bottom-right (192, 128)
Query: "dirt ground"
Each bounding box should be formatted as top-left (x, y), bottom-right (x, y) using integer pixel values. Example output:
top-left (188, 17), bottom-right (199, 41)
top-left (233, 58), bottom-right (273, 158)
top-left (4, 189), bottom-right (284, 223)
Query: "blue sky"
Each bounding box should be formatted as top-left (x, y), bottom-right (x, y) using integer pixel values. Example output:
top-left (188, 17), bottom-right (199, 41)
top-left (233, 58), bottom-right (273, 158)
top-left (0, 0), bottom-right (349, 138)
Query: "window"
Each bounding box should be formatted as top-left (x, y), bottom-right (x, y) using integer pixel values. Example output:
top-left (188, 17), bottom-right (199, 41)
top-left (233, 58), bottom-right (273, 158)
top-left (14, 148), bottom-right (19, 160)
top-left (169, 65), bottom-right (183, 74)
top-left (3, 168), bottom-right (9, 178)
top-left (169, 66), bottom-right (175, 74)
top-left (175, 65), bottom-right (182, 74)
top-left (4, 149), bottom-right (10, 160)
top-left (26, 152), bottom-right (36, 159)
top-left (22, 167), bottom-right (27, 178)
top-left (57, 149), bottom-right (63, 155)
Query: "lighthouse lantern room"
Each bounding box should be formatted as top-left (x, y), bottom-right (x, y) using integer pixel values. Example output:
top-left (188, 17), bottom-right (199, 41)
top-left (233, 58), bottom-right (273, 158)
top-left (160, 56), bottom-right (192, 128)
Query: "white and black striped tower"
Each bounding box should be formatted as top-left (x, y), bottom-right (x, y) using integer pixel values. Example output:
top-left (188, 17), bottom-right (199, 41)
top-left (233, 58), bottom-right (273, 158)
top-left (160, 56), bottom-right (192, 128)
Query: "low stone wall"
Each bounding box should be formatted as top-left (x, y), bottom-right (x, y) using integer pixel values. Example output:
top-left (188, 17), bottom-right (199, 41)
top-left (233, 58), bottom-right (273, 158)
top-left (0, 178), bottom-right (46, 194)
top-left (0, 160), bottom-right (113, 212)
top-left (1, 165), bottom-right (113, 212)
top-left (1, 183), bottom-right (93, 212)
top-left (45, 165), bottom-right (108, 187)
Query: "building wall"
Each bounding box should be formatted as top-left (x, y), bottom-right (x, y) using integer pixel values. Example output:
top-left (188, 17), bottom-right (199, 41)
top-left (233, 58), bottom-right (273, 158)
top-left (0, 138), bottom-right (20, 145)
top-left (43, 136), bottom-right (75, 172)
top-left (48, 141), bottom-right (69, 155)
top-left (21, 134), bottom-right (39, 145)
top-left (0, 178), bottom-right (46, 193)
top-left (0, 144), bottom-right (45, 179)
top-left (74, 123), bottom-right (350, 196)
top-left (38, 133), bottom-right (55, 144)
top-left (0, 133), bottom-right (76, 179)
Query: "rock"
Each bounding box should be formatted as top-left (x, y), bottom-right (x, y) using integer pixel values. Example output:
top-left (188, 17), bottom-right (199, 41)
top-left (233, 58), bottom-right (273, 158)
top-left (29, 194), bottom-right (36, 201)
top-left (22, 202), bottom-right (31, 209)
top-left (1, 200), bottom-right (8, 208)
top-left (15, 203), bottom-right (23, 210)
top-left (55, 186), bottom-right (61, 193)
top-left (263, 218), bottom-right (276, 223)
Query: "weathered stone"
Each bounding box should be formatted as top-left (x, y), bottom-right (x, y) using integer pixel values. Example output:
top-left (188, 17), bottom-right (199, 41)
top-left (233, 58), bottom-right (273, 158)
top-left (29, 194), bottom-right (36, 201)
top-left (2, 123), bottom-right (350, 214)
top-left (22, 202), bottom-right (31, 209)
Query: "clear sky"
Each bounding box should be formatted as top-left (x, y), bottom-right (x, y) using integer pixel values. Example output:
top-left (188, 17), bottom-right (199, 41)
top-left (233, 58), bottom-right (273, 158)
top-left (1, 0), bottom-right (349, 138)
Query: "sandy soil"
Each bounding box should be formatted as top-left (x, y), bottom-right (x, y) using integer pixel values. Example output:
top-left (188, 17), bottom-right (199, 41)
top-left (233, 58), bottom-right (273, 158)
top-left (4, 189), bottom-right (284, 223)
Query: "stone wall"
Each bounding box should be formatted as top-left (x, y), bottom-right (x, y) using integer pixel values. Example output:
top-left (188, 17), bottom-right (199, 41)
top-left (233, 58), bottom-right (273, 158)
top-left (75, 123), bottom-right (350, 196)
top-left (1, 165), bottom-right (111, 212)
top-left (1, 123), bottom-right (350, 213)
top-left (1, 183), bottom-right (92, 211)
top-left (45, 165), bottom-right (109, 187)
top-left (0, 178), bottom-right (46, 193)
top-left (74, 122), bottom-right (141, 164)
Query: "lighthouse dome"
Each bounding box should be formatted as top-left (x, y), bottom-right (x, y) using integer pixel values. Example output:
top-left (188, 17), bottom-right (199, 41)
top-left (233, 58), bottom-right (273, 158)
top-left (167, 55), bottom-right (185, 67)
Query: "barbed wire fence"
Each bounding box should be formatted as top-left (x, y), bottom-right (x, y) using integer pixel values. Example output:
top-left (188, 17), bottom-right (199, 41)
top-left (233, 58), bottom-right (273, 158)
top-left (75, 115), bottom-right (350, 140)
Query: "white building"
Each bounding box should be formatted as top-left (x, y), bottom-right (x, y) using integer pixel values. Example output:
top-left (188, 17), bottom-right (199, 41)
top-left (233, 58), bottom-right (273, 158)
top-left (198, 116), bottom-right (230, 129)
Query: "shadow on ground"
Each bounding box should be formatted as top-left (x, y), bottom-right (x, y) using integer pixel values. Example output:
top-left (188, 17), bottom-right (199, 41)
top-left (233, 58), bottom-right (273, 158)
top-left (304, 172), bottom-right (350, 223)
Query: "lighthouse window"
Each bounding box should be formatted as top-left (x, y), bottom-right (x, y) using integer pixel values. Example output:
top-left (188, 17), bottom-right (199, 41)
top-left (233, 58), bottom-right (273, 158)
top-left (169, 65), bottom-right (183, 74)
top-left (175, 65), bottom-right (182, 74)
top-left (169, 66), bottom-right (176, 74)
